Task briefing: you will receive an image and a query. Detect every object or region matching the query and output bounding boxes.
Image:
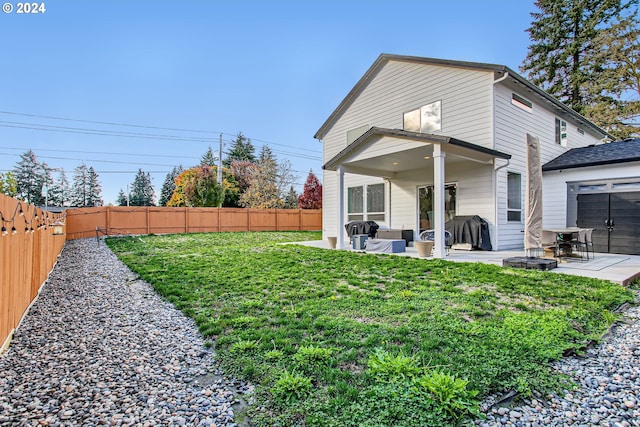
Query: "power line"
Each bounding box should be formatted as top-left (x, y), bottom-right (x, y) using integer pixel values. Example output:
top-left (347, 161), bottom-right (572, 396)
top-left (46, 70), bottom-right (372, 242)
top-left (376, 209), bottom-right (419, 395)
top-left (0, 146), bottom-right (200, 161)
top-left (0, 110), bottom-right (323, 154)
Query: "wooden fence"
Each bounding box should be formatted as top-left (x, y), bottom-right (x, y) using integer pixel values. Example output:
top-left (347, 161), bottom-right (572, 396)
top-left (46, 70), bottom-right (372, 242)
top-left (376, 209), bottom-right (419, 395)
top-left (66, 206), bottom-right (322, 240)
top-left (0, 193), bottom-right (66, 352)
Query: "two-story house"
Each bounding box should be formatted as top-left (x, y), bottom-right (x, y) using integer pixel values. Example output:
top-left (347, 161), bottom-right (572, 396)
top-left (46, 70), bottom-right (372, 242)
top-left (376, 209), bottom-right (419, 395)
top-left (314, 54), bottom-right (613, 257)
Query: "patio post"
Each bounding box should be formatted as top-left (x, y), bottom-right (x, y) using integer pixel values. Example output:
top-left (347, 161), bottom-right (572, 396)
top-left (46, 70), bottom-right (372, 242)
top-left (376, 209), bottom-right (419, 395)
top-left (337, 166), bottom-right (345, 249)
top-left (433, 145), bottom-right (446, 258)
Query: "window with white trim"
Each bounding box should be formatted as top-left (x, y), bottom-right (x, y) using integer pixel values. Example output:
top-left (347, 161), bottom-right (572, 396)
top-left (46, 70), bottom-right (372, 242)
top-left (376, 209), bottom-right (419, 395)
top-left (347, 184), bottom-right (385, 222)
top-left (555, 118), bottom-right (567, 146)
top-left (507, 172), bottom-right (522, 222)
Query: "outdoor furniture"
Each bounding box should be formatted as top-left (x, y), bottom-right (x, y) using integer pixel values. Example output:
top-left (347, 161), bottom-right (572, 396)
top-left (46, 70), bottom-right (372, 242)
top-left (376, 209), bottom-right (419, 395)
top-left (345, 221), bottom-right (379, 238)
top-left (376, 229), bottom-right (414, 246)
top-left (577, 228), bottom-right (595, 260)
top-left (364, 239), bottom-right (406, 253)
top-left (543, 228), bottom-right (589, 260)
top-left (445, 215), bottom-right (492, 251)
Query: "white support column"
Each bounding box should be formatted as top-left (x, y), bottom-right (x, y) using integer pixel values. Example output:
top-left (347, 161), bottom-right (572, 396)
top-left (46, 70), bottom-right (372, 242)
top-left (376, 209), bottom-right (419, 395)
top-left (337, 167), bottom-right (345, 249)
top-left (433, 145), bottom-right (446, 258)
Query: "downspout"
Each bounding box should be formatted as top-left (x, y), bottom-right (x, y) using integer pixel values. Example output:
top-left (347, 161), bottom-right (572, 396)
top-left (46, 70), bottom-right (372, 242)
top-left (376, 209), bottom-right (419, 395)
top-left (492, 71), bottom-right (510, 250)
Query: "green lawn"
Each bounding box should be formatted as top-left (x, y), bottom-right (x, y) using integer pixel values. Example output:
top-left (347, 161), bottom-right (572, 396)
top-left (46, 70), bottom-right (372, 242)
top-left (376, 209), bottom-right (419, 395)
top-left (106, 232), bottom-right (633, 427)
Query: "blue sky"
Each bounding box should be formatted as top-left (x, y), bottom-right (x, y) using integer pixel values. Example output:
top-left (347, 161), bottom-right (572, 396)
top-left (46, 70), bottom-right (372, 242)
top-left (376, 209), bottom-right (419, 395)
top-left (0, 0), bottom-right (537, 204)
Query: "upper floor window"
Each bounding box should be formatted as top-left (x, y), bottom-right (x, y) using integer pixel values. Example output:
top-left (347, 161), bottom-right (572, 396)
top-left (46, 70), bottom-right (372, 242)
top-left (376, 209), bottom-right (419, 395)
top-left (511, 93), bottom-right (532, 113)
top-left (403, 100), bottom-right (442, 133)
top-left (555, 118), bottom-right (567, 146)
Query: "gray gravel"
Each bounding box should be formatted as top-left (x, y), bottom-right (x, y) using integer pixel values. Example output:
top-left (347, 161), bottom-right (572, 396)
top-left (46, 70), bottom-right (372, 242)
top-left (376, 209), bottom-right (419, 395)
top-left (478, 290), bottom-right (640, 427)
top-left (0, 238), bottom-right (242, 427)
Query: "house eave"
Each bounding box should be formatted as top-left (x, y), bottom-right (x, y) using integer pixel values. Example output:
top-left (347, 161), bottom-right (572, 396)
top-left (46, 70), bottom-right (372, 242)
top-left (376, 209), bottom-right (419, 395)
top-left (322, 127), bottom-right (511, 171)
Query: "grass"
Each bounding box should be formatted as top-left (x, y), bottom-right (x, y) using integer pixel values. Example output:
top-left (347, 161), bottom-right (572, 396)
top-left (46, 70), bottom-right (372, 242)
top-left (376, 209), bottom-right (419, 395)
top-left (106, 232), bottom-right (633, 426)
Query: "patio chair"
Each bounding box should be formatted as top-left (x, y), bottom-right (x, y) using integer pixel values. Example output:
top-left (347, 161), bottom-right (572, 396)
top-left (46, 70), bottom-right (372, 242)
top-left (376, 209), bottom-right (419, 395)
top-left (578, 228), bottom-right (595, 260)
top-left (419, 229), bottom-right (452, 252)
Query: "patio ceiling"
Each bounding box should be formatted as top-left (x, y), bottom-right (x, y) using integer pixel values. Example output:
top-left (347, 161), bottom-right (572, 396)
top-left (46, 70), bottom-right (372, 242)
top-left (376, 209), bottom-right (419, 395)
top-left (323, 127), bottom-right (511, 177)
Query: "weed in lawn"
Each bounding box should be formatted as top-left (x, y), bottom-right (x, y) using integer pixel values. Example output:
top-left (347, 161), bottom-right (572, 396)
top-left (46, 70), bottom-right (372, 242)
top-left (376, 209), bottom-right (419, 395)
top-left (271, 371), bottom-right (313, 405)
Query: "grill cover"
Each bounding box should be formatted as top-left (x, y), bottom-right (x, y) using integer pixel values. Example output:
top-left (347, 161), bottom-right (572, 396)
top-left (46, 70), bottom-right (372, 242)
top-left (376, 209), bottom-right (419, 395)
top-left (345, 221), bottom-right (379, 238)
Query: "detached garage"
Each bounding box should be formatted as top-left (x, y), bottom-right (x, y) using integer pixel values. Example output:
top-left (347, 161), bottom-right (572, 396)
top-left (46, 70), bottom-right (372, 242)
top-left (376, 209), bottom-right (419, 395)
top-left (543, 138), bottom-right (640, 255)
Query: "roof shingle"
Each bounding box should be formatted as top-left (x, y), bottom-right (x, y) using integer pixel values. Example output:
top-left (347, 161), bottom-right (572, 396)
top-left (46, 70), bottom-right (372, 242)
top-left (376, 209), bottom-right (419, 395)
top-left (542, 139), bottom-right (640, 171)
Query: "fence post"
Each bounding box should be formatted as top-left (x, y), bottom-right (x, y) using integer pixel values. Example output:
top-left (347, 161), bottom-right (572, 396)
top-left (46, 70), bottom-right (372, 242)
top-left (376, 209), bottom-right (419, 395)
top-left (217, 207), bottom-right (221, 232)
top-left (146, 207), bottom-right (150, 235)
top-left (299, 209), bottom-right (302, 230)
top-left (247, 209), bottom-right (250, 231)
top-left (184, 207), bottom-right (188, 234)
top-left (106, 205), bottom-right (110, 236)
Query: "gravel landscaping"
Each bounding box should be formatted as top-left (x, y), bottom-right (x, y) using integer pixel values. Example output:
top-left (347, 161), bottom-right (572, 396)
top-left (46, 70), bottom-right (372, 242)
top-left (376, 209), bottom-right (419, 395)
top-left (478, 291), bottom-right (640, 427)
top-left (0, 238), bottom-right (242, 427)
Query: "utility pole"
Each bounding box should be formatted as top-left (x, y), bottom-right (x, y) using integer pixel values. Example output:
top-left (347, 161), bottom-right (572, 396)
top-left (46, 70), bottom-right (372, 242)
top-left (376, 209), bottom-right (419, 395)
top-left (218, 133), bottom-right (223, 185)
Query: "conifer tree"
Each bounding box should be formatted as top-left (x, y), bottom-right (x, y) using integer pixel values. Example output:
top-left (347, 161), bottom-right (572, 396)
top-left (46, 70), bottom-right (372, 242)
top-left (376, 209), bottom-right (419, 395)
top-left (116, 189), bottom-right (128, 206)
top-left (159, 165), bottom-right (183, 206)
top-left (86, 167), bottom-right (103, 207)
top-left (47, 169), bottom-right (70, 207)
top-left (200, 146), bottom-right (217, 167)
top-left (14, 150), bottom-right (45, 205)
top-left (283, 186), bottom-right (299, 209)
top-left (223, 132), bottom-right (256, 166)
top-left (521, 0), bottom-right (634, 117)
top-left (129, 169), bottom-right (155, 206)
top-left (70, 163), bottom-right (90, 207)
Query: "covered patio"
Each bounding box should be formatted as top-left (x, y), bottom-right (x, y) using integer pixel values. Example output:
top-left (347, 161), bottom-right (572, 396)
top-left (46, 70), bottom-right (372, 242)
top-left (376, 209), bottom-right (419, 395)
top-left (323, 127), bottom-right (511, 257)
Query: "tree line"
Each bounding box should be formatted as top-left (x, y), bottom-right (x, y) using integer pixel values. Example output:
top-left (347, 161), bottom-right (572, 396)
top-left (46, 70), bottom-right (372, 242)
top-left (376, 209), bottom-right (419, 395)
top-left (0, 133), bottom-right (322, 210)
top-left (0, 150), bottom-right (102, 207)
top-left (143, 132), bottom-right (322, 209)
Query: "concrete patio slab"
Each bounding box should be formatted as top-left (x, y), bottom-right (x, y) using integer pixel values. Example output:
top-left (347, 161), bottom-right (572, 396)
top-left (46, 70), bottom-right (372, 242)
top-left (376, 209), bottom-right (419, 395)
top-left (292, 240), bottom-right (640, 286)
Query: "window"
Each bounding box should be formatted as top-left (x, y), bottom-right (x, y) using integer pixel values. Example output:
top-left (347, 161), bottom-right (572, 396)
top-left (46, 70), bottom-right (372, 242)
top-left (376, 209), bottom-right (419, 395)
top-left (511, 93), bottom-right (532, 112)
top-left (507, 172), bottom-right (521, 222)
top-left (347, 184), bottom-right (385, 222)
top-left (403, 100), bottom-right (442, 133)
top-left (347, 186), bottom-right (363, 221)
top-left (555, 118), bottom-right (567, 146)
top-left (366, 184), bottom-right (385, 221)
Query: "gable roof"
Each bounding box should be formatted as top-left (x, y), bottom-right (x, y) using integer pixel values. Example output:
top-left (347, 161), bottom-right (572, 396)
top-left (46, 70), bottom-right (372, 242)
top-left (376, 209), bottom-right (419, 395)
top-left (542, 139), bottom-right (640, 171)
top-left (314, 54), bottom-right (613, 141)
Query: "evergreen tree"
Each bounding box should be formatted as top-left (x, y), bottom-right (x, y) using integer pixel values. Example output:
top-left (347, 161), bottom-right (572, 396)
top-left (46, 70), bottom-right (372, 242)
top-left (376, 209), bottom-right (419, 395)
top-left (86, 167), bottom-right (103, 207)
top-left (223, 132), bottom-right (256, 166)
top-left (298, 171), bottom-right (322, 209)
top-left (129, 169), bottom-right (155, 206)
top-left (200, 146), bottom-right (217, 167)
top-left (585, 8), bottom-right (640, 138)
top-left (116, 189), bottom-right (128, 206)
top-left (283, 186), bottom-right (299, 209)
top-left (521, 0), bottom-right (634, 115)
top-left (70, 163), bottom-right (89, 207)
top-left (159, 165), bottom-right (183, 206)
top-left (14, 150), bottom-right (45, 205)
top-left (47, 169), bottom-right (70, 207)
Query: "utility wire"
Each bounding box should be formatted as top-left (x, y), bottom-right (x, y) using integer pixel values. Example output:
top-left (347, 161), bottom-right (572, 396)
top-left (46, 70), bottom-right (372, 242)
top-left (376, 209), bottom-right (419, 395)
top-left (0, 110), bottom-right (323, 153)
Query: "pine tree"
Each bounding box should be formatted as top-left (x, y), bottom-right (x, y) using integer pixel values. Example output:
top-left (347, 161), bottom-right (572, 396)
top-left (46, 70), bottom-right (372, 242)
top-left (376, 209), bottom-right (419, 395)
top-left (129, 169), bottom-right (155, 206)
top-left (223, 132), bottom-right (256, 167)
top-left (521, 0), bottom-right (633, 115)
top-left (116, 189), bottom-right (128, 206)
top-left (585, 8), bottom-right (640, 138)
top-left (283, 186), bottom-right (299, 209)
top-left (14, 150), bottom-right (45, 204)
top-left (200, 146), bottom-right (217, 167)
top-left (86, 167), bottom-right (103, 207)
top-left (47, 169), bottom-right (70, 207)
top-left (70, 164), bottom-right (89, 207)
top-left (159, 165), bottom-right (183, 206)
top-left (298, 171), bottom-right (322, 209)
